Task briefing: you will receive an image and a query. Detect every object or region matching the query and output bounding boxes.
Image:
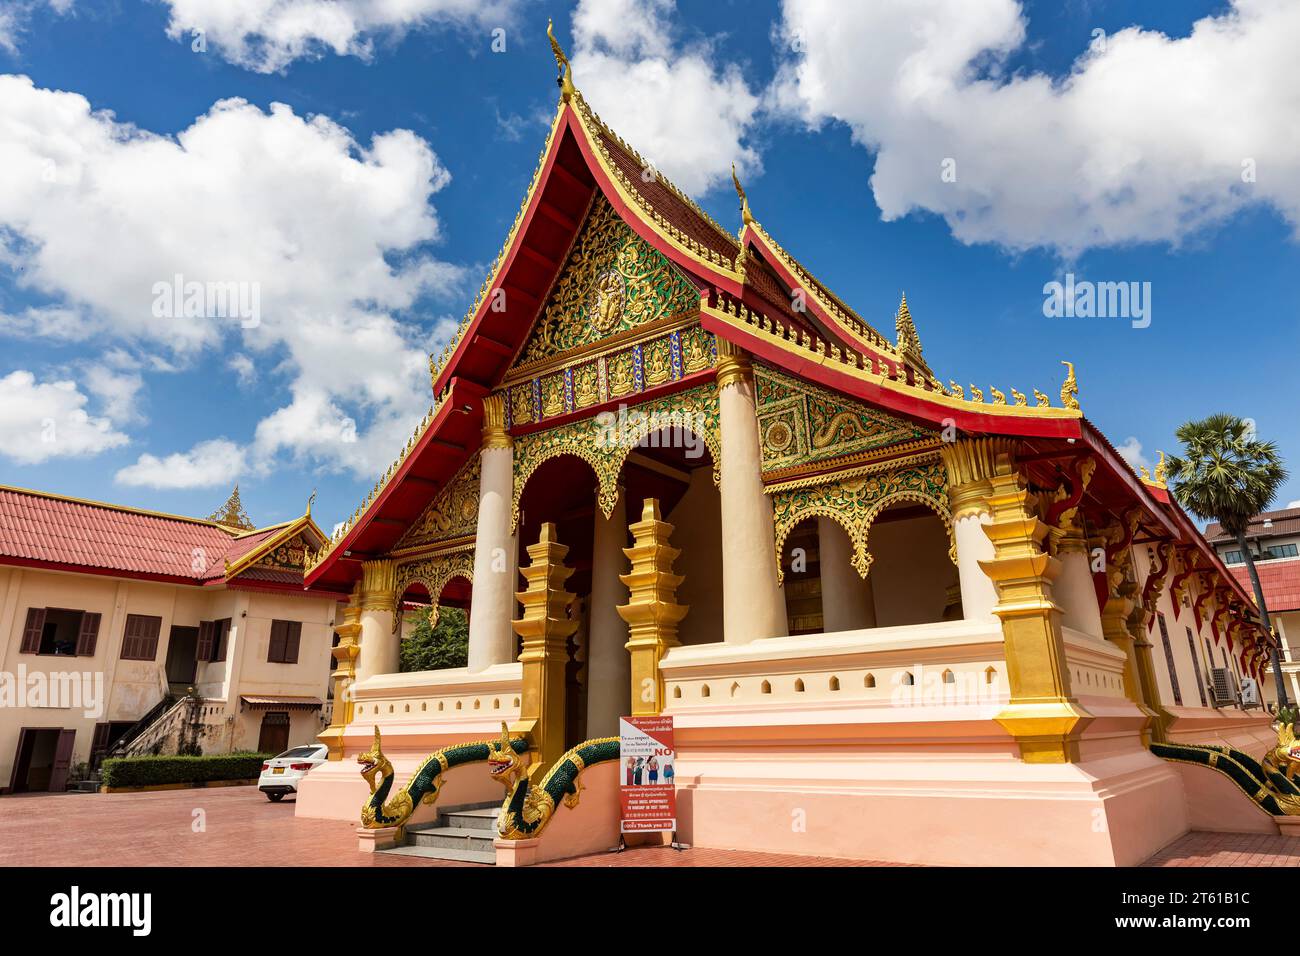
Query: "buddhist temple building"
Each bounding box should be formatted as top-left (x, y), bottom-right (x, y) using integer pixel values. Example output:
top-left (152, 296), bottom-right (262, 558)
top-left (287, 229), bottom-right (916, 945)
top-left (294, 29), bottom-right (1290, 865)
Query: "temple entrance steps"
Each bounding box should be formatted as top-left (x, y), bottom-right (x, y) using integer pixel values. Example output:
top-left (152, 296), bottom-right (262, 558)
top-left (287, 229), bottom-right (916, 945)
top-left (381, 803), bottom-right (498, 864)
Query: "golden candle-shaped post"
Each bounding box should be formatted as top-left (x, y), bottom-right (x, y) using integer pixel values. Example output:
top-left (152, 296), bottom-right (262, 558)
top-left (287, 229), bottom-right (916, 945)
top-left (319, 582), bottom-right (361, 760)
top-left (618, 499), bottom-right (689, 716)
top-left (979, 451), bottom-right (1091, 763)
top-left (511, 522), bottom-right (577, 770)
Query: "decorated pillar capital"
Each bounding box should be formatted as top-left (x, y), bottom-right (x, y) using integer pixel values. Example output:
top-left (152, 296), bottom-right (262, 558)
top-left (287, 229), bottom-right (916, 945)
top-left (360, 558), bottom-right (398, 613)
top-left (482, 393), bottom-right (513, 450)
top-left (715, 338), bottom-right (752, 392)
top-left (939, 436), bottom-right (1017, 519)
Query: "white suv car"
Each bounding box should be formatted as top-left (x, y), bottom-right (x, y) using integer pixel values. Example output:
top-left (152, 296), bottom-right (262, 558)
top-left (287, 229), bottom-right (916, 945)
top-left (258, 744), bottom-right (329, 801)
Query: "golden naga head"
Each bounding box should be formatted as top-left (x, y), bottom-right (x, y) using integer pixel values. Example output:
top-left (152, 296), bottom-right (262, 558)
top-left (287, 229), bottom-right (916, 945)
top-left (357, 726), bottom-right (391, 789)
top-left (487, 722), bottom-right (526, 783)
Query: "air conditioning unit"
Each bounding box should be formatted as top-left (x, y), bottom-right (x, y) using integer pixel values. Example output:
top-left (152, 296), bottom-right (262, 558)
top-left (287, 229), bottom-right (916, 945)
top-left (1239, 677), bottom-right (1260, 709)
top-left (1210, 667), bottom-right (1238, 708)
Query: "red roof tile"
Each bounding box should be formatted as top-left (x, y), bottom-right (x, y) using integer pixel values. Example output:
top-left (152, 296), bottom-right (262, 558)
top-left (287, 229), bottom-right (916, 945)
top-left (1227, 559), bottom-right (1300, 613)
top-left (1205, 506), bottom-right (1300, 542)
top-left (0, 486), bottom-right (310, 586)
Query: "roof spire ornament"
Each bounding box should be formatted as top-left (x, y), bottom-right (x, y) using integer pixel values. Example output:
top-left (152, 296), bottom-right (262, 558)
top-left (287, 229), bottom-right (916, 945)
top-left (894, 292), bottom-right (929, 376)
top-left (208, 484), bottom-right (255, 531)
top-left (731, 163), bottom-right (754, 227)
top-left (1060, 360), bottom-right (1080, 410)
top-left (547, 19), bottom-right (575, 102)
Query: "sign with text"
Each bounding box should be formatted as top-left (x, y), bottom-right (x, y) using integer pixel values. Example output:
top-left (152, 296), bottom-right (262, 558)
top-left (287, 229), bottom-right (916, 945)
top-left (618, 715), bottom-right (676, 833)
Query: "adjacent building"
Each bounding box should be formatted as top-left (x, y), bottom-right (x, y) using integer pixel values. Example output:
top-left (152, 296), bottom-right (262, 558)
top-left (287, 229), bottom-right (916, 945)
top-left (0, 485), bottom-right (340, 793)
top-left (1207, 506), bottom-right (1300, 707)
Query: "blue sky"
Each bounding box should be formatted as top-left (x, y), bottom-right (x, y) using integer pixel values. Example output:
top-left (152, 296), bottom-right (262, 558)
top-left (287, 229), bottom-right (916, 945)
top-left (2, 0), bottom-right (1298, 533)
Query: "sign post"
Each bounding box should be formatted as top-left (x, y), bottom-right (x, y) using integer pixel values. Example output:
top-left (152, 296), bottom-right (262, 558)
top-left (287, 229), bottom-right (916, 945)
top-left (616, 715), bottom-right (684, 850)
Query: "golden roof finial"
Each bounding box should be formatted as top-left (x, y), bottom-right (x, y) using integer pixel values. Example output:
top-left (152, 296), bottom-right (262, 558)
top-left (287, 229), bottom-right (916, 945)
top-left (1060, 360), bottom-right (1080, 410)
top-left (731, 162), bottom-right (754, 227)
top-left (1154, 450), bottom-right (1168, 486)
top-left (547, 19), bottom-right (575, 102)
top-left (306, 488), bottom-right (316, 517)
top-left (207, 484), bottom-right (255, 531)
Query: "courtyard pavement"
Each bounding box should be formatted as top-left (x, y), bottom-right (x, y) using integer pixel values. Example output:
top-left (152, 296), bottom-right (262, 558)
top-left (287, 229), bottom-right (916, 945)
top-left (1, 786), bottom-right (1297, 867)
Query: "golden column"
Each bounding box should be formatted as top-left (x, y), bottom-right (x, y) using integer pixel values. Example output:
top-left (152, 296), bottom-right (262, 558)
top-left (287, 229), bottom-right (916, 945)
top-left (511, 522), bottom-right (577, 770)
top-left (319, 582), bottom-right (362, 760)
top-left (355, 558), bottom-right (398, 683)
top-left (618, 499), bottom-right (689, 716)
top-left (975, 441), bottom-right (1092, 763)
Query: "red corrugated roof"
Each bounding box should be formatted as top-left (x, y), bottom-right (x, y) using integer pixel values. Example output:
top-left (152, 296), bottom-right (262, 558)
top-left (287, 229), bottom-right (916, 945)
top-left (1205, 506), bottom-right (1300, 542)
top-left (0, 486), bottom-right (312, 586)
top-left (1227, 559), bottom-right (1300, 613)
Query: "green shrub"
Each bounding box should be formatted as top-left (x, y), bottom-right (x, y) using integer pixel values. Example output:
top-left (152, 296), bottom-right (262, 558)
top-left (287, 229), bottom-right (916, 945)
top-left (100, 751), bottom-right (273, 789)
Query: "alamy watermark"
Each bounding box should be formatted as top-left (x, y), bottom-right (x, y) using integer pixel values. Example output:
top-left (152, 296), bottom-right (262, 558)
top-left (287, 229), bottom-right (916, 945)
top-left (152, 273), bottom-right (261, 328)
top-left (594, 405), bottom-right (708, 459)
top-left (0, 665), bottom-right (104, 718)
top-left (1043, 273), bottom-right (1151, 329)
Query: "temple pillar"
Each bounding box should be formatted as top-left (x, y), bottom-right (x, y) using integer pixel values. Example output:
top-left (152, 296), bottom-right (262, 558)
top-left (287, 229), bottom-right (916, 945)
top-left (1055, 538), bottom-right (1105, 639)
top-left (1096, 519), bottom-right (1160, 743)
top-left (817, 516), bottom-right (876, 631)
top-left (355, 560), bottom-right (397, 683)
top-left (619, 499), bottom-right (688, 715)
top-left (938, 438), bottom-right (1002, 622)
top-left (318, 584), bottom-right (360, 760)
top-left (976, 443), bottom-right (1091, 763)
top-left (586, 488), bottom-right (629, 737)
top-left (511, 523), bottom-right (576, 770)
top-left (468, 394), bottom-right (517, 673)
top-left (716, 340), bottom-right (786, 643)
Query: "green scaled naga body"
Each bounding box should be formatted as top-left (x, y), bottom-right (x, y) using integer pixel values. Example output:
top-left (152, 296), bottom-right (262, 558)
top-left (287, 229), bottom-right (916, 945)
top-left (357, 726), bottom-right (529, 829)
top-left (487, 722), bottom-right (621, 839)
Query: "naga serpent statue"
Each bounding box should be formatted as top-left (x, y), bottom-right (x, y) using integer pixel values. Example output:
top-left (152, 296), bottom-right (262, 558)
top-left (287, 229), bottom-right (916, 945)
top-left (357, 726), bottom-right (529, 830)
top-left (486, 722), bottom-right (621, 840)
top-left (1150, 723), bottom-right (1300, 816)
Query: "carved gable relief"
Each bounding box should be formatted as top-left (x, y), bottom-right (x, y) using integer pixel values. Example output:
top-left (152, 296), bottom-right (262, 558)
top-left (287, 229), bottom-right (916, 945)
top-left (393, 453), bottom-right (481, 552)
top-left (516, 195), bottom-right (699, 366)
top-left (754, 364), bottom-right (935, 476)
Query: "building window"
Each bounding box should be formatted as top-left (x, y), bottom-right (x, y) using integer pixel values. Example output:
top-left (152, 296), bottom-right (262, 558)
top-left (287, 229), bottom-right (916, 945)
top-left (19, 607), bottom-right (101, 656)
top-left (120, 614), bottom-right (163, 661)
top-left (1223, 550), bottom-right (1243, 565)
top-left (197, 618), bottom-right (231, 663)
top-left (1267, 543), bottom-right (1299, 559)
top-left (267, 620), bottom-right (302, 664)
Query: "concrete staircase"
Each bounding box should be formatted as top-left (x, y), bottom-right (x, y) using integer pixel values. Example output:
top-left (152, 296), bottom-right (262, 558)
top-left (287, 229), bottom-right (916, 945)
top-left (383, 804), bottom-right (498, 864)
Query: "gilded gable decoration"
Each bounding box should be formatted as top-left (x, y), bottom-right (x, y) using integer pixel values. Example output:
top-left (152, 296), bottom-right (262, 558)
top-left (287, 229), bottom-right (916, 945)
top-left (754, 364), bottom-right (936, 477)
top-left (251, 534), bottom-right (308, 573)
top-left (517, 195), bottom-right (699, 365)
top-left (393, 453), bottom-right (481, 553)
top-left (512, 384), bottom-right (720, 532)
top-left (769, 454), bottom-right (955, 584)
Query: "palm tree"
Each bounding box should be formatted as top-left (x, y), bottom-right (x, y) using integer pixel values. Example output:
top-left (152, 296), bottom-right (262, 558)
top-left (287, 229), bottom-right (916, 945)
top-left (1167, 413), bottom-right (1290, 708)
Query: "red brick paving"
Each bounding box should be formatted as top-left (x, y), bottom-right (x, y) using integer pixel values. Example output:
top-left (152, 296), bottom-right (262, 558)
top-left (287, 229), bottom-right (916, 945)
top-left (4, 787), bottom-right (1299, 867)
top-left (1143, 831), bottom-right (1300, 867)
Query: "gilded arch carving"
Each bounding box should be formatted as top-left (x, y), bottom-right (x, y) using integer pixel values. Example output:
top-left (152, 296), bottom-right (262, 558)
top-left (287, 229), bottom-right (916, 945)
top-left (770, 454), bottom-right (955, 585)
top-left (393, 548), bottom-right (474, 630)
top-left (511, 384), bottom-right (720, 532)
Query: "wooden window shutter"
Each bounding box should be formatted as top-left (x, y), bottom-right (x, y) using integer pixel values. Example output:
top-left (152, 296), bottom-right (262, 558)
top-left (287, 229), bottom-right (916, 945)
top-left (268, 620), bottom-right (286, 663)
top-left (213, 619), bottom-right (229, 662)
top-left (76, 612), bottom-right (102, 656)
top-left (285, 621), bottom-right (301, 664)
top-left (197, 620), bottom-right (214, 661)
top-left (19, 608), bottom-right (46, 654)
top-left (142, 615), bottom-right (162, 660)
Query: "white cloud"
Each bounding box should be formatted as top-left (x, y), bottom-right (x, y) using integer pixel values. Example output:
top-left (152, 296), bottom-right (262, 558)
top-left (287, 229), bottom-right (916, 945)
top-left (772, 0), bottom-right (1300, 255)
top-left (1116, 436), bottom-right (1151, 472)
top-left (115, 438), bottom-right (246, 490)
top-left (0, 2), bottom-right (73, 54)
top-left (82, 364), bottom-right (144, 425)
top-left (160, 0), bottom-right (517, 73)
top-left (0, 369), bottom-right (129, 464)
top-left (570, 0), bottom-right (761, 195)
top-left (227, 352), bottom-right (256, 386)
top-left (0, 75), bottom-right (466, 480)
top-left (1287, 500), bottom-right (1300, 509)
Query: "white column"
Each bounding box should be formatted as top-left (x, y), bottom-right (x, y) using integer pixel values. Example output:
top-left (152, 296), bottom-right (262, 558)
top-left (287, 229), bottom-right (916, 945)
top-left (817, 516), bottom-right (876, 631)
top-left (1056, 539), bottom-right (1105, 639)
top-left (586, 489), bottom-right (629, 737)
top-left (355, 560), bottom-right (397, 683)
top-left (717, 343), bottom-right (787, 644)
top-left (468, 396), bottom-right (518, 672)
top-left (953, 511), bottom-right (999, 622)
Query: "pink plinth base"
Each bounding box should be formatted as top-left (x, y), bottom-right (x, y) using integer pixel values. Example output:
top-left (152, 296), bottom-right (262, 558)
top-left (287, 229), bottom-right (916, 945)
top-left (1167, 761), bottom-right (1281, 834)
top-left (1276, 816), bottom-right (1300, 838)
top-left (357, 826), bottom-right (402, 853)
top-left (492, 761), bottom-right (622, 866)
